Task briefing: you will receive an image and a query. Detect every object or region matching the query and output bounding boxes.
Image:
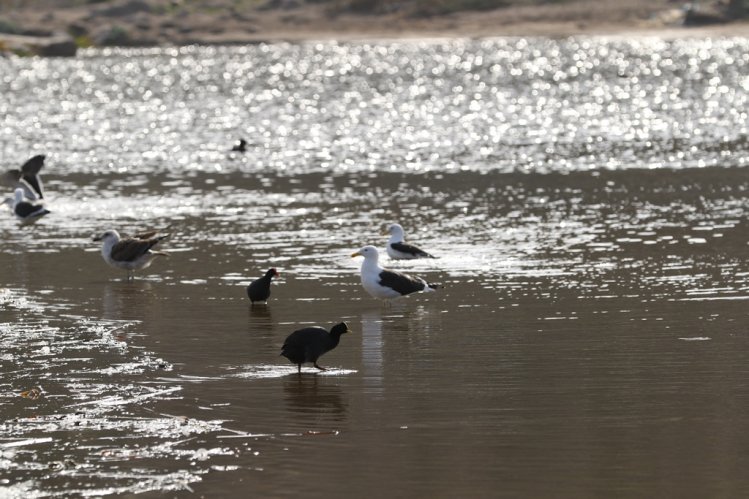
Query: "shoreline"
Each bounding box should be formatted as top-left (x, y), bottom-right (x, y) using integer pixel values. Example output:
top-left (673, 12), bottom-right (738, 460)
top-left (1, 2), bottom-right (749, 56)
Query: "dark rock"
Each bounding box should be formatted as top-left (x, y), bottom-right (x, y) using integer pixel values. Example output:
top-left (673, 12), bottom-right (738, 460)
top-left (683, 5), bottom-right (728, 25)
top-left (68, 23), bottom-right (89, 37)
top-left (37, 39), bottom-right (77, 57)
top-left (94, 25), bottom-right (131, 46)
top-left (21, 28), bottom-right (53, 37)
top-left (93, 25), bottom-right (156, 46)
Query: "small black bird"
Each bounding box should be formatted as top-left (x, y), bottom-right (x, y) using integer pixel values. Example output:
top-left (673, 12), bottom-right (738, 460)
top-left (281, 322), bottom-right (350, 373)
top-left (246, 268), bottom-right (279, 303)
top-left (231, 138), bottom-right (247, 152)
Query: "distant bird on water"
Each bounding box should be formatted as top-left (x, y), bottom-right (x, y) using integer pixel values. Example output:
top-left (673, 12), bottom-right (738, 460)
top-left (281, 322), bottom-right (351, 373)
top-left (352, 245), bottom-right (439, 300)
top-left (2, 154), bottom-right (47, 200)
top-left (93, 229), bottom-right (170, 280)
top-left (9, 188), bottom-right (50, 225)
top-left (383, 223), bottom-right (435, 259)
top-left (231, 139), bottom-right (247, 152)
top-left (247, 268), bottom-right (279, 303)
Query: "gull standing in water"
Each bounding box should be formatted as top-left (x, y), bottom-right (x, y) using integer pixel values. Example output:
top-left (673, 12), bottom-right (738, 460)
top-left (352, 245), bottom-right (439, 301)
top-left (382, 223), bottom-right (435, 259)
top-left (93, 229), bottom-right (170, 280)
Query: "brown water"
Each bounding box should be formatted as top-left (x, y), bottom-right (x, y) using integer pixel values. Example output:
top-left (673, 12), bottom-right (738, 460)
top-left (2, 38), bottom-right (749, 497)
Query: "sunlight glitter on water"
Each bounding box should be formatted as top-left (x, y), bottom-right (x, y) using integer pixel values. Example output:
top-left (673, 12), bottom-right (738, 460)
top-left (4, 36), bottom-right (749, 497)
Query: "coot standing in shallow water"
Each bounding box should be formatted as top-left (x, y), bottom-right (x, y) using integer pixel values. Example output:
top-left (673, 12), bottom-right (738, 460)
top-left (247, 268), bottom-right (279, 303)
top-left (281, 322), bottom-right (350, 373)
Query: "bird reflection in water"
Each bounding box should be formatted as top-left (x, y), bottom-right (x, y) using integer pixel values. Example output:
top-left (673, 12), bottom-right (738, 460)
top-left (247, 302), bottom-right (274, 331)
top-left (282, 375), bottom-right (347, 423)
top-left (101, 280), bottom-right (157, 323)
top-left (361, 308), bottom-right (384, 398)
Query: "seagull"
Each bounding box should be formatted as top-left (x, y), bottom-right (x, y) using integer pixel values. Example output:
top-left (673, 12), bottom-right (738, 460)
top-left (93, 229), bottom-right (170, 280)
top-left (247, 268), bottom-right (280, 303)
top-left (231, 139), bottom-right (247, 152)
top-left (9, 188), bottom-right (50, 225)
top-left (281, 322), bottom-right (350, 373)
top-left (351, 245), bottom-right (439, 300)
top-left (2, 154), bottom-right (46, 201)
top-left (382, 223), bottom-right (435, 259)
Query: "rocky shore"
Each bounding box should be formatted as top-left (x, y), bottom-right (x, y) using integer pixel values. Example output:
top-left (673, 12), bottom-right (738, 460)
top-left (0, 0), bottom-right (747, 57)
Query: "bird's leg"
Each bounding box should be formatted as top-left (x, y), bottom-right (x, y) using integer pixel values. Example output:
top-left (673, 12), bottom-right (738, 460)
top-left (297, 364), bottom-right (302, 374)
top-left (313, 363), bottom-right (327, 371)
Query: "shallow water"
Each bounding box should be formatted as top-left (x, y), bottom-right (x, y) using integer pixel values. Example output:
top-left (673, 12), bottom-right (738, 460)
top-left (2, 37), bottom-right (749, 497)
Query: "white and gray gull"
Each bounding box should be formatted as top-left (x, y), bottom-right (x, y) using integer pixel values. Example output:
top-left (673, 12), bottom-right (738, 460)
top-left (9, 188), bottom-right (50, 225)
top-left (93, 229), bottom-right (170, 280)
top-left (352, 245), bottom-right (439, 300)
top-left (382, 223), bottom-right (435, 259)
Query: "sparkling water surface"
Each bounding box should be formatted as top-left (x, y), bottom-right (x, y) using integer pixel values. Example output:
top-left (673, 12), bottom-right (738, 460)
top-left (2, 37), bottom-right (749, 497)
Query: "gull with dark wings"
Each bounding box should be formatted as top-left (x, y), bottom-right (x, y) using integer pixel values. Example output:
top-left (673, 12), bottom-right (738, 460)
top-left (8, 188), bottom-right (50, 225)
top-left (352, 245), bottom-right (439, 301)
top-left (93, 229), bottom-right (170, 280)
top-left (382, 223), bottom-right (436, 259)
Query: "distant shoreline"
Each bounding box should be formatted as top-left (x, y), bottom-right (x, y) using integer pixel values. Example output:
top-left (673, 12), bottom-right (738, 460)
top-left (1, 0), bottom-right (749, 57)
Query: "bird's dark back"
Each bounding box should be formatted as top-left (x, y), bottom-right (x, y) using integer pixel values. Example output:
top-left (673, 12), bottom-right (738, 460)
top-left (281, 327), bottom-right (333, 363)
top-left (247, 275), bottom-right (272, 302)
top-left (15, 202), bottom-right (46, 218)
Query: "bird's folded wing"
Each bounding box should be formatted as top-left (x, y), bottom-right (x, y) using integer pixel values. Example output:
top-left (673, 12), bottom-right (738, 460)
top-left (378, 269), bottom-right (426, 294)
top-left (390, 241), bottom-right (432, 257)
top-left (110, 238), bottom-right (156, 262)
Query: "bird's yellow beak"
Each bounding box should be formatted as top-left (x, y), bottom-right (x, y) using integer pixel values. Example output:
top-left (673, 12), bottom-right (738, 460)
top-left (351, 252), bottom-right (361, 258)
top-left (380, 229), bottom-right (388, 236)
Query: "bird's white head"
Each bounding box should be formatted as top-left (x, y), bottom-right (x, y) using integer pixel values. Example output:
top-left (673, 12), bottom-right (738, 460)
top-left (93, 229), bottom-right (121, 244)
top-left (351, 245), bottom-right (379, 261)
top-left (383, 223), bottom-right (405, 241)
top-left (13, 188), bottom-right (25, 203)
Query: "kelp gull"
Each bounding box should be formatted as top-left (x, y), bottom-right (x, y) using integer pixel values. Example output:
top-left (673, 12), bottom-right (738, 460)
top-left (352, 245), bottom-right (439, 300)
top-left (93, 229), bottom-right (170, 280)
top-left (383, 223), bottom-right (435, 259)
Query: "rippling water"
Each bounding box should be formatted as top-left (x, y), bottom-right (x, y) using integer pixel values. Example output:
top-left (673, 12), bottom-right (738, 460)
top-left (2, 37), bottom-right (749, 497)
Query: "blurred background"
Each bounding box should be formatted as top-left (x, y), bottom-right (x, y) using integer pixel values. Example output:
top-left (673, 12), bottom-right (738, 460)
top-left (0, 0), bottom-right (747, 54)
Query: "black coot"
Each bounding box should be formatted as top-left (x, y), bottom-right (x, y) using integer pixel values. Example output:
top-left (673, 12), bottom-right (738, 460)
top-left (232, 138), bottom-right (247, 152)
top-left (281, 322), bottom-right (350, 373)
top-left (247, 268), bottom-right (279, 303)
